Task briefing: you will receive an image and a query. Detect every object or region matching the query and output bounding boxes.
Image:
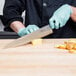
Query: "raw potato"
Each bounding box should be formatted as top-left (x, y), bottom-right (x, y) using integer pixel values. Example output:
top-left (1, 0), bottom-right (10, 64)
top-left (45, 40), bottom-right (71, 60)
top-left (31, 39), bottom-right (42, 45)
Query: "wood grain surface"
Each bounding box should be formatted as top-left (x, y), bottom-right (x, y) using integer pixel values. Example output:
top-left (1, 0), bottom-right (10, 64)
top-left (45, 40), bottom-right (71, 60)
top-left (0, 39), bottom-right (76, 76)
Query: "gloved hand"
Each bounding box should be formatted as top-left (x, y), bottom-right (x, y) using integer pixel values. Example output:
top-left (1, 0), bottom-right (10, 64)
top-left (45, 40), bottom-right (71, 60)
top-left (49, 4), bottom-right (73, 29)
top-left (18, 25), bottom-right (39, 36)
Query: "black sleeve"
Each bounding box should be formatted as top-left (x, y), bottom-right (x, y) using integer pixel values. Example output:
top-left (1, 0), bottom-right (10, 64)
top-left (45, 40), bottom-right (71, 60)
top-left (3, 0), bottom-right (25, 27)
top-left (71, 0), bottom-right (76, 7)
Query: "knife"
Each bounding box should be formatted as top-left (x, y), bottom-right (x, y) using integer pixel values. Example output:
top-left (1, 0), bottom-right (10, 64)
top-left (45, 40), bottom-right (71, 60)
top-left (4, 25), bottom-right (53, 48)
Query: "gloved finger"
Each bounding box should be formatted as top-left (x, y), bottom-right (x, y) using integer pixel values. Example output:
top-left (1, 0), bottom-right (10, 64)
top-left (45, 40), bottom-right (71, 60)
top-left (32, 25), bottom-right (39, 29)
top-left (49, 18), bottom-right (55, 29)
top-left (25, 26), bottom-right (33, 34)
top-left (29, 27), bottom-right (39, 33)
top-left (22, 31), bottom-right (27, 35)
top-left (25, 28), bottom-right (30, 34)
top-left (59, 19), bottom-right (64, 28)
top-left (33, 27), bottom-right (39, 31)
top-left (26, 31), bottom-right (30, 34)
top-left (54, 18), bottom-right (60, 29)
top-left (30, 25), bottom-right (39, 31)
top-left (29, 28), bottom-right (34, 33)
top-left (18, 28), bottom-right (27, 36)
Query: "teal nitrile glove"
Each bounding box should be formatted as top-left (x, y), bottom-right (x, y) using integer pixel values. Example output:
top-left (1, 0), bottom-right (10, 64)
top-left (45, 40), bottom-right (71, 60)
top-left (49, 4), bottom-right (73, 29)
top-left (18, 25), bottom-right (39, 36)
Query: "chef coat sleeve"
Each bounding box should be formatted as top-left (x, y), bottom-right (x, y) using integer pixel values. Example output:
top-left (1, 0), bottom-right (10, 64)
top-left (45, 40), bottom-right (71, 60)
top-left (72, 0), bottom-right (76, 7)
top-left (3, 0), bottom-right (25, 27)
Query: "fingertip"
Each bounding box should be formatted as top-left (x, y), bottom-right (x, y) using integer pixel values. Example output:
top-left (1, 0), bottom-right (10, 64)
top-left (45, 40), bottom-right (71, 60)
top-left (55, 21), bottom-right (59, 29)
top-left (29, 29), bottom-right (34, 33)
top-left (49, 19), bottom-right (55, 29)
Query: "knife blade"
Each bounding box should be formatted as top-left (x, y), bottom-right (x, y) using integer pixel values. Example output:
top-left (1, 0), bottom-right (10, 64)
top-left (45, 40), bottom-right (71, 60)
top-left (4, 25), bottom-right (53, 48)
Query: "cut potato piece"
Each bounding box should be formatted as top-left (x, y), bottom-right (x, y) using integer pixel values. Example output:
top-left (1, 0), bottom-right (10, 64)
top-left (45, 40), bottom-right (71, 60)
top-left (56, 39), bottom-right (76, 53)
top-left (69, 50), bottom-right (76, 53)
top-left (73, 44), bottom-right (76, 50)
top-left (55, 44), bottom-right (66, 49)
top-left (31, 39), bottom-right (42, 45)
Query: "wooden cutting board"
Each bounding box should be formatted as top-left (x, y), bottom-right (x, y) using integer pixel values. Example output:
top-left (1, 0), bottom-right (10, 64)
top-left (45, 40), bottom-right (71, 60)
top-left (0, 39), bottom-right (76, 76)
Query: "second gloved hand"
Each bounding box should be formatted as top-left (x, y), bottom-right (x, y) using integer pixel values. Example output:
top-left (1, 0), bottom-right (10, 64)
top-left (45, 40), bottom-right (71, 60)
top-left (49, 4), bottom-right (73, 29)
top-left (18, 25), bottom-right (39, 36)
